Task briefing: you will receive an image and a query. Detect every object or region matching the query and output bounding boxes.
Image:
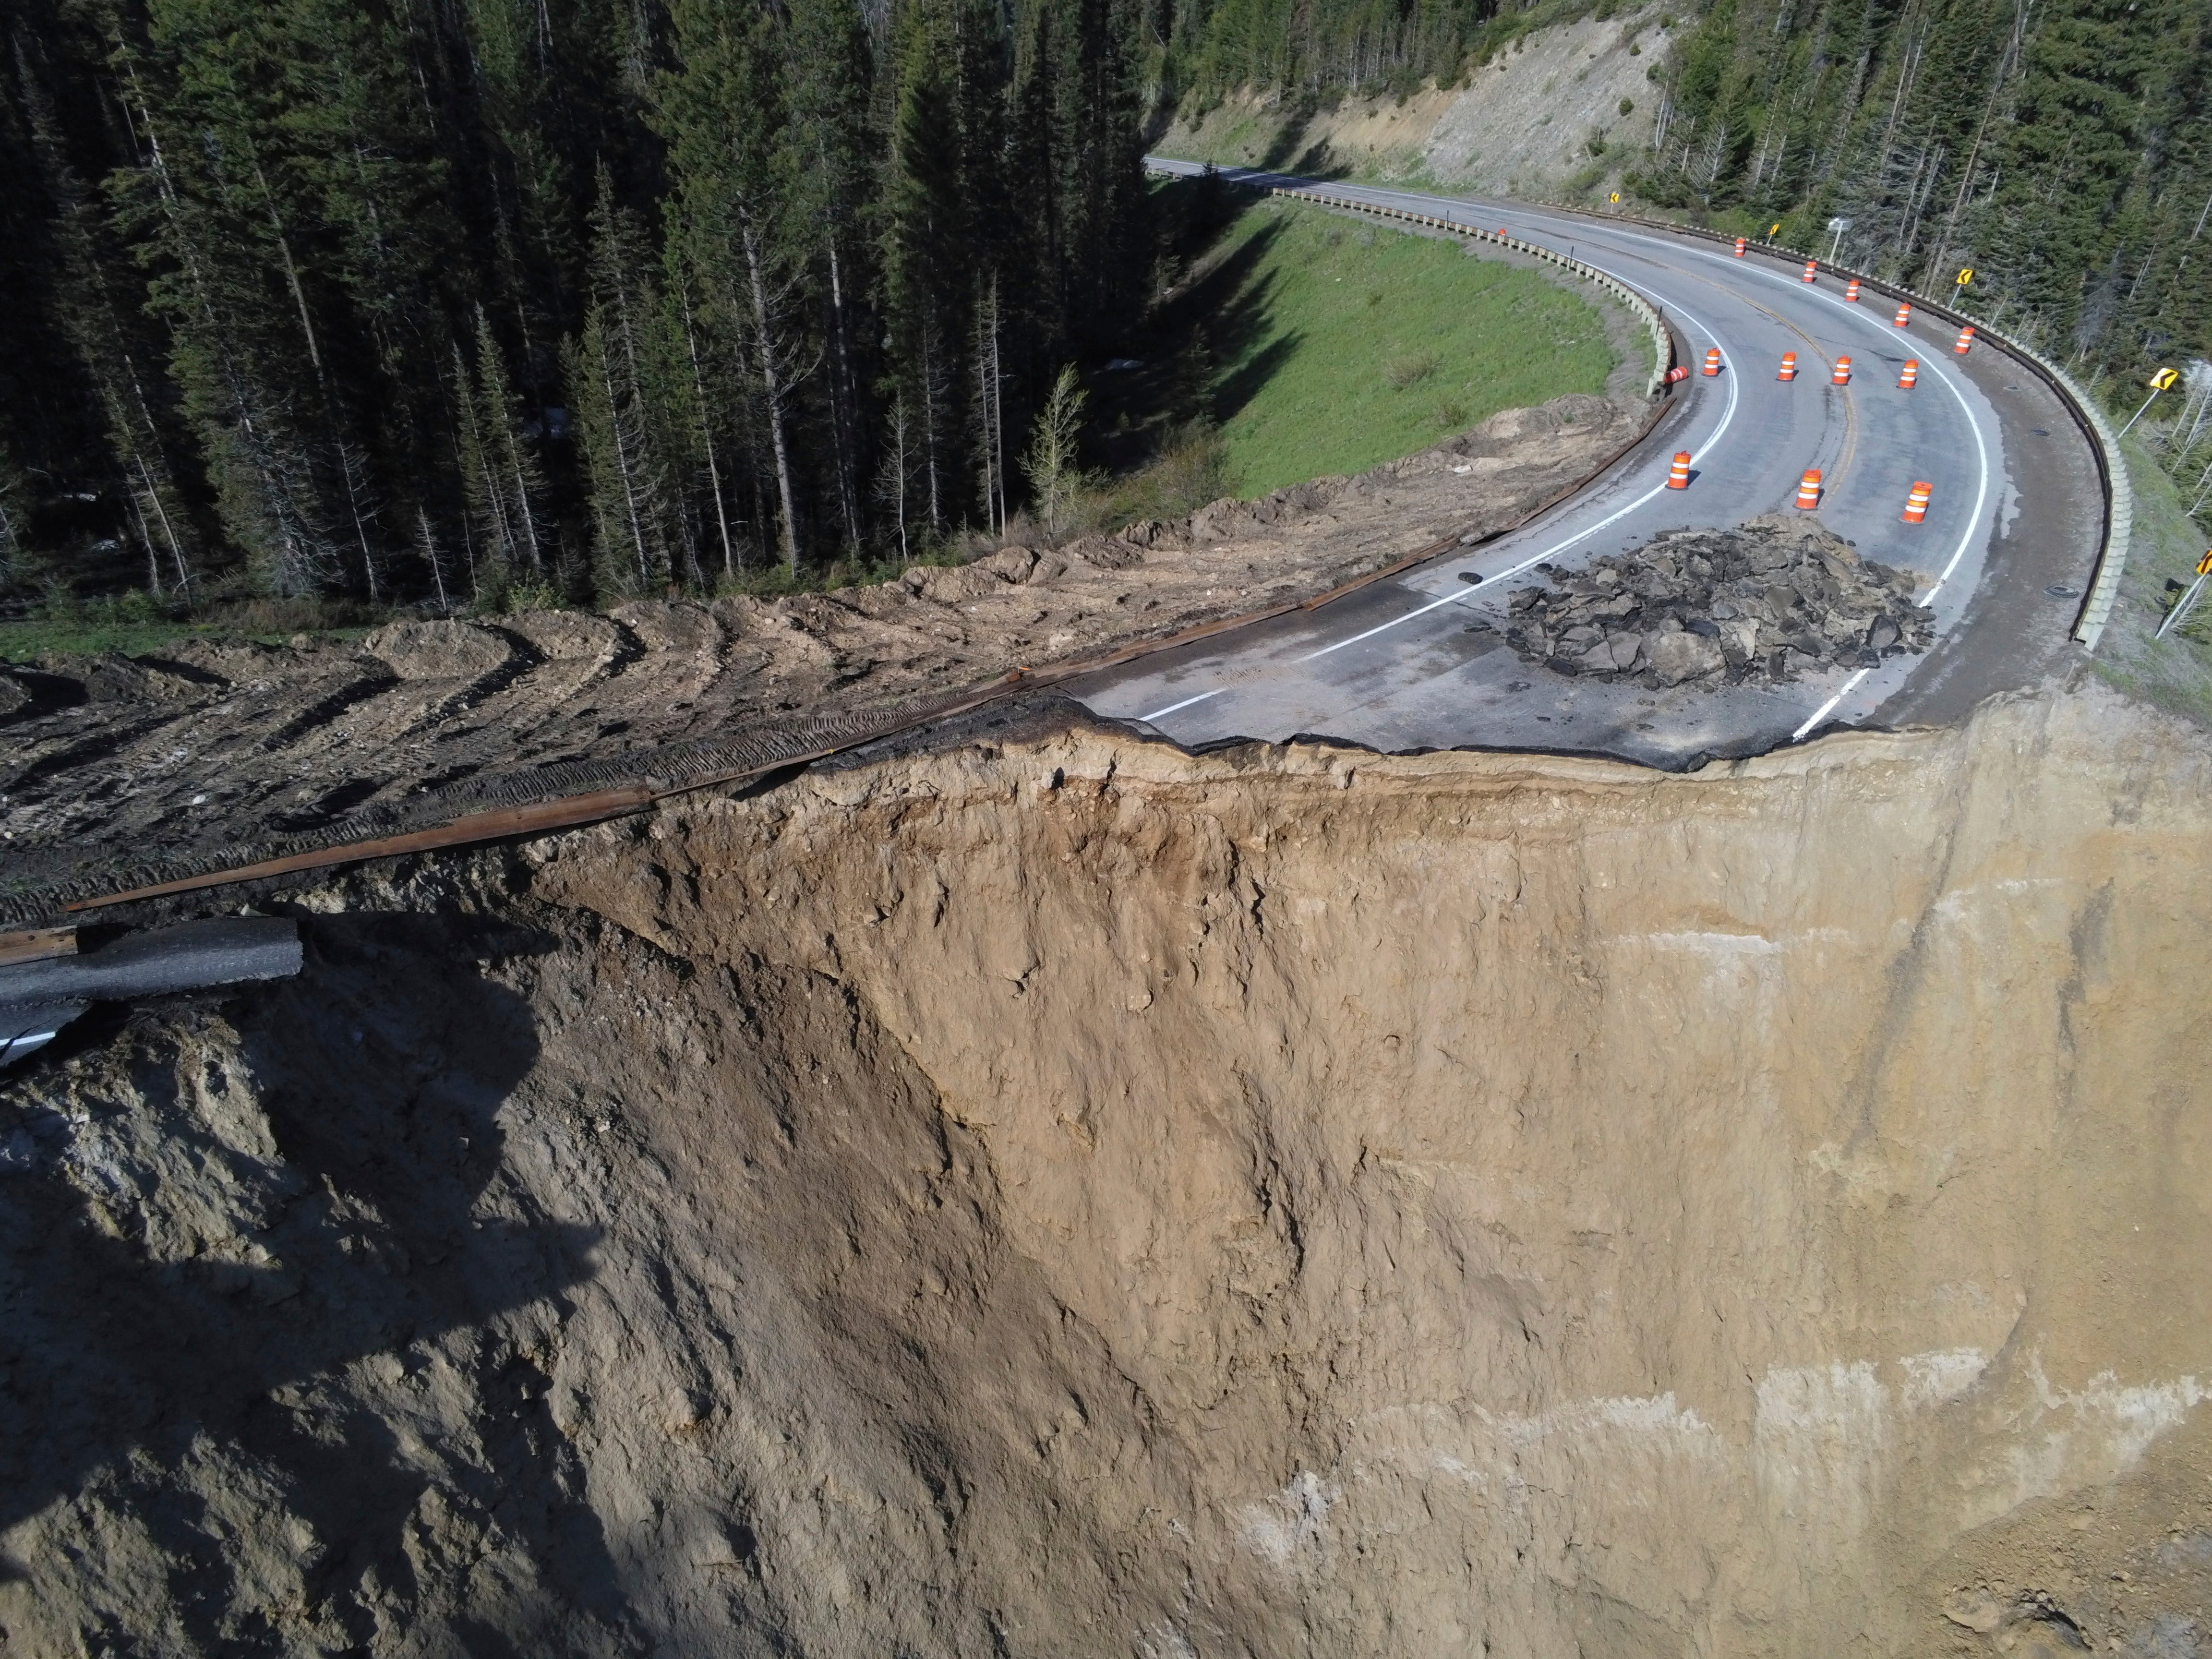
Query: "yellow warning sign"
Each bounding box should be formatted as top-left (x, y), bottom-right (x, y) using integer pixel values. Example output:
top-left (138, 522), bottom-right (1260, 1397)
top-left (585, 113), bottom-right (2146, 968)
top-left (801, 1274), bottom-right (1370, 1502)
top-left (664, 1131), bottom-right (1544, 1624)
top-left (1609, 192), bottom-right (1621, 203)
top-left (1769, 222), bottom-right (1781, 235)
top-left (1955, 266), bottom-right (1974, 286)
top-left (2199, 550), bottom-right (2212, 576)
top-left (2151, 367), bottom-right (2180, 390)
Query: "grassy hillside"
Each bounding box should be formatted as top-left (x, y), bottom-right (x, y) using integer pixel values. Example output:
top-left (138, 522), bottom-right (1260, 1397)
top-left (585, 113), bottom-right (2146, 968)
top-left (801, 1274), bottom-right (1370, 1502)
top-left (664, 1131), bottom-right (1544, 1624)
top-left (1152, 193), bottom-right (1618, 497)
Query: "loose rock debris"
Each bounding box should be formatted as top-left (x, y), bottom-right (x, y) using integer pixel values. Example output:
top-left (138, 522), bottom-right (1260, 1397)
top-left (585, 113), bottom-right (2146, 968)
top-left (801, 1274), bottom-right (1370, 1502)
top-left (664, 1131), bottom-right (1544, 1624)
top-left (1476, 514), bottom-right (1935, 688)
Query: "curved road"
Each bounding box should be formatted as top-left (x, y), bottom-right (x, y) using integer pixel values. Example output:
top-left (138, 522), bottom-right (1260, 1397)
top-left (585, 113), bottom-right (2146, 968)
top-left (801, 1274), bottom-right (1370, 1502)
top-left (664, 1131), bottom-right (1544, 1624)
top-left (1072, 162), bottom-right (2105, 767)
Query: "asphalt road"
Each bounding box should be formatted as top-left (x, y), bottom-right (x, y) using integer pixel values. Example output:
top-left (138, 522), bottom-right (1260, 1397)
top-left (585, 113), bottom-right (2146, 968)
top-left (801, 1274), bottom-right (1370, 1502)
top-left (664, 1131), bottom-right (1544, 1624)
top-left (1072, 162), bottom-right (2105, 768)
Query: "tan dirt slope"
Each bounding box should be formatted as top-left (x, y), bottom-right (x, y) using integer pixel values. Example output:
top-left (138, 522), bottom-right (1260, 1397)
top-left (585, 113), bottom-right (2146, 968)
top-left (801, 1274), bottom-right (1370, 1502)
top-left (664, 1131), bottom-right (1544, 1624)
top-left (1154, 11), bottom-right (1670, 198)
top-left (4, 680), bottom-right (2209, 1655)
top-left (0, 394), bottom-right (1642, 908)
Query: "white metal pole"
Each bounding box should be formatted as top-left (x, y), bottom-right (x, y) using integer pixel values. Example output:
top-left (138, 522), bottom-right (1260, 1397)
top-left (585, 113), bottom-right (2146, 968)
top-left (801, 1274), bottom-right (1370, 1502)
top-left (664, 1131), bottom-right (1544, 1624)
top-left (2155, 571), bottom-right (2209, 639)
top-left (2116, 387), bottom-right (2164, 439)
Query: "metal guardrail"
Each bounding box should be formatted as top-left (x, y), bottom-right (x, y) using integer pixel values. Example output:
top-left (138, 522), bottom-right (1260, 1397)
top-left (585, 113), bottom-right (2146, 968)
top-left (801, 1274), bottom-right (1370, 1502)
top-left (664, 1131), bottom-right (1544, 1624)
top-left (1165, 160), bottom-right (2128, 650)
top-left (1283, 189), bottom-right (1678, 397)
top-left (1222, 177), bottom-right (1676, 397)
top-left (1500, 199), bottom-right (2130, 650)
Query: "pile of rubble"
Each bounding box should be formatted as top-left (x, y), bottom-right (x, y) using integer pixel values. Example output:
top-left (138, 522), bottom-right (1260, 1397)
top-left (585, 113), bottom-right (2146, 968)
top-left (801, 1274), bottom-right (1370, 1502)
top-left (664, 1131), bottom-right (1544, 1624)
top-left (1480, 516), bottom-right (1935, 689)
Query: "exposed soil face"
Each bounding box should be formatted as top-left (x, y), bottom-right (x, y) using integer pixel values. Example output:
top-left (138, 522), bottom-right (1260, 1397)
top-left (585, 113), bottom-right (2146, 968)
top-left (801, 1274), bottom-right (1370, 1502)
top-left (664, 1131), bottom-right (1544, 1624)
top-left (1154, 12), bottom-right (1671, 198)
top-left (0, 394), bottom-right (1642, 910)
top-left (5, 682), bottom-right (2210, 1656)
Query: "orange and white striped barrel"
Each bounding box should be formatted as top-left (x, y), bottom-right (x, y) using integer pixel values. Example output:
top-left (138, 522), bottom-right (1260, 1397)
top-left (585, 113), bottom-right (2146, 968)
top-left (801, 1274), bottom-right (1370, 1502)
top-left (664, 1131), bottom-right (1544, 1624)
top-left (1734, 237), bottom-right (1748, 256)
top-left (1845, 278), bottom-right (1861, 301)
top-left (1778, 351), bottom-right (1798, 381)
top-left (1893, 302), bottom-right (1912, 327)
top-left (1802, 259), bottom-right (1818, 282)
top-left (1901, 481), bottom-right (1932, 523)
top-left (1664, 364), bottom-right (1690, 384)
top-left (1831, 356), bottom-right (1852, 385)
top-left (1666, 452), bottom-right (1692, 490)
top-left (1795, 469), bottom-right (1822, 509)
top-left (1898, 358), bottom-right (1919, 390)
top-left (1954, 325), bottom-right (1975, 355)
top-left (1702, 348), bottom-right (1722, 376)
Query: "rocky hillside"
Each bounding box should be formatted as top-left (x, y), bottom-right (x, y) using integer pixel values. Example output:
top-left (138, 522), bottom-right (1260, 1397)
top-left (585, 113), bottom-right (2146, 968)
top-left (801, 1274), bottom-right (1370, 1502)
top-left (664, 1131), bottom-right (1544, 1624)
top-left (1154, 11), bottom-right (1670, 198)
top-left (4, 681), bottom-right (2209, 1655)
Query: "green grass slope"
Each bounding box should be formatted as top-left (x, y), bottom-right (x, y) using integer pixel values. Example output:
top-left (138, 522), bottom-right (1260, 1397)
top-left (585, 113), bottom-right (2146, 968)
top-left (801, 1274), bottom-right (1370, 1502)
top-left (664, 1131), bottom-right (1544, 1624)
top-left (1183, 196), bottom-right (1617, 497)
top-left (2091, 434), bottom-right (2212, 727)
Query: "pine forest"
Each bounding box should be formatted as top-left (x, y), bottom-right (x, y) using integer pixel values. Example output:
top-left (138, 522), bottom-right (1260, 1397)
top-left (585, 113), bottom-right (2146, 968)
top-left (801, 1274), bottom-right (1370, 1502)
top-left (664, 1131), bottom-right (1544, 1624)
top-left (0, 0), bottom-right (1150, 611)
top-left (5, 0), bottom-right (2209, 615)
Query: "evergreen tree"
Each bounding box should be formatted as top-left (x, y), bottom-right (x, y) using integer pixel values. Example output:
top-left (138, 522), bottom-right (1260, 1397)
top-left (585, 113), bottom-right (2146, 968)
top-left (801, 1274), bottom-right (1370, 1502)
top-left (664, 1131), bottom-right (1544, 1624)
top-left (567, 171), bottom-right (677, 595)
top-left (655, 0), bottom-right (810, 572)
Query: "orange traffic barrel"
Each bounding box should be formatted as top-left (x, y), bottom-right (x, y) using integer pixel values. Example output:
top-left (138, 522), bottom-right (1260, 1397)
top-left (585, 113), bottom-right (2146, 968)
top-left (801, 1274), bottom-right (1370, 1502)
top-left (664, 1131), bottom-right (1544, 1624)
top-left (1664, 364), bottom-right (1690, 384)
top-left (1778, 351), bottom-right (1798, 381)
top-left (1802, 259), bottom-right (1818, 282)
top-left (1795, 469), bottom-right (1822, 509)
top-left (1899, 358), bottom-right (1919, 390)
top-left (1902, 481), bottom-right (1932, 523)
top-left (1666, 451), bottom-right (1692, 489)
top-left (1734, 237), bottom-right (1748, 256)
top-left (1832, 356), bottom-right (1852, 384)
top-left (1893, 302), bottom-right (1912, 327)
top-left (1702, 348), bottom-right (1722, 376)
top-left (1954, 325), bottom-right (1975, 355)
top-left (1845, 278), bottom-right (1861, 301)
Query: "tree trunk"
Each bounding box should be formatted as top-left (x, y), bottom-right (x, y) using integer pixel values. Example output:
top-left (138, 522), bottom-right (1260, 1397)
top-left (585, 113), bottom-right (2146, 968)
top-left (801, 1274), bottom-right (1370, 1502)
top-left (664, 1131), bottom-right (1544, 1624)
top-left (676, 276), bottom-right (738, 580)
top-left (741, 219), bottom-right (803, 573)
top-left (827, 239), bottom-right (862, 553)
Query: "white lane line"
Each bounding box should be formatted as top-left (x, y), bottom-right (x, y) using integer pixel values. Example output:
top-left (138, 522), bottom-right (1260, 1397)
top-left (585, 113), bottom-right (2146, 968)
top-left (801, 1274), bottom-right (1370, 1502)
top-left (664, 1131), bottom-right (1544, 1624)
top-left (1319, 179), bottom-right (1998, 609)
top-left (1135, 279), bottom-right (1741, 722)
top-left (1403, 195), bottom-right (1998, 730)
top-left (1638, 244), bottom-right (1993, 605)
top-left (1791, 667), bottom-right (1871, 742)
top-left (1146, 169), bottom-right (1961, 744)
top-left (1141, 687), bottom-right (1226, 721)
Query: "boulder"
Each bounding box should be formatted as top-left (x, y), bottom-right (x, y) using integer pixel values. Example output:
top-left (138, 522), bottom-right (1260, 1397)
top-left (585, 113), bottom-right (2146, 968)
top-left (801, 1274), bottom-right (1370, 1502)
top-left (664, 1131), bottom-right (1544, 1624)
top-left (982, 546), bottom-right (1038, 583)
top-left (1646, 629), bottom-right (1726, 686)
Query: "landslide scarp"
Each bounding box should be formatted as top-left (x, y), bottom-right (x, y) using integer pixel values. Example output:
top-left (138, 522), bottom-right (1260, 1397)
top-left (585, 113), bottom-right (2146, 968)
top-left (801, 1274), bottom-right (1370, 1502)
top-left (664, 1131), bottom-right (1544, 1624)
top-left (2, 681), bottom-right (2209, 1657)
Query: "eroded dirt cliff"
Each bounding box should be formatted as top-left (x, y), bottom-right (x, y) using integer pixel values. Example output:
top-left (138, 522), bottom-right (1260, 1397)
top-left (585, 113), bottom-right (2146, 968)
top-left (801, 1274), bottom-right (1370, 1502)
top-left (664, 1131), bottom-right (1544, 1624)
top-left (4, 681), bottom-right (2210, 1656)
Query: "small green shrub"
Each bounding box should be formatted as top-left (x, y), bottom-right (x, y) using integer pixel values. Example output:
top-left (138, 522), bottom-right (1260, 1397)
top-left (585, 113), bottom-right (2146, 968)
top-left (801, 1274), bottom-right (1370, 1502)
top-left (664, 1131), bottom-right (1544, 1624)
top-left (1387, 352), bottom-right (1440, 388)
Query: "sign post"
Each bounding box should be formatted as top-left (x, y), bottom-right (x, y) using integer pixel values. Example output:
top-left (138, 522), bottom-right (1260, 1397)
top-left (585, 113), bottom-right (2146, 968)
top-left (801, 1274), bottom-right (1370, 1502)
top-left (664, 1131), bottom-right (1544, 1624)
top-left (2120, 367), bottom-right (2180, 438)
top-left (2155, 550), bottom-right (2212, 640)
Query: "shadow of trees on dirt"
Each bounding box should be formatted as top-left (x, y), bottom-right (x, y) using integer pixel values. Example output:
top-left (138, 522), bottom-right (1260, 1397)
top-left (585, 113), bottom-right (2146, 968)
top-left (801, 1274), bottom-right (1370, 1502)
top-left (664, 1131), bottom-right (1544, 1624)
top-left (0, 911), bottom-right (640, 1650)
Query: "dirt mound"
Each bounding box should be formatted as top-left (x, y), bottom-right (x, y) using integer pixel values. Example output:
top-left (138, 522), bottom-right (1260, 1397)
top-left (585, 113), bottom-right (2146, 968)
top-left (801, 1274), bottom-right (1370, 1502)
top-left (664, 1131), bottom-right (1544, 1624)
top-left (0, 396), bottom-right (1646, 911)
top-left (1486, 516), bottom-right (1935, 687)
top-left (4, 684), bottom-right (2210, 1655)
